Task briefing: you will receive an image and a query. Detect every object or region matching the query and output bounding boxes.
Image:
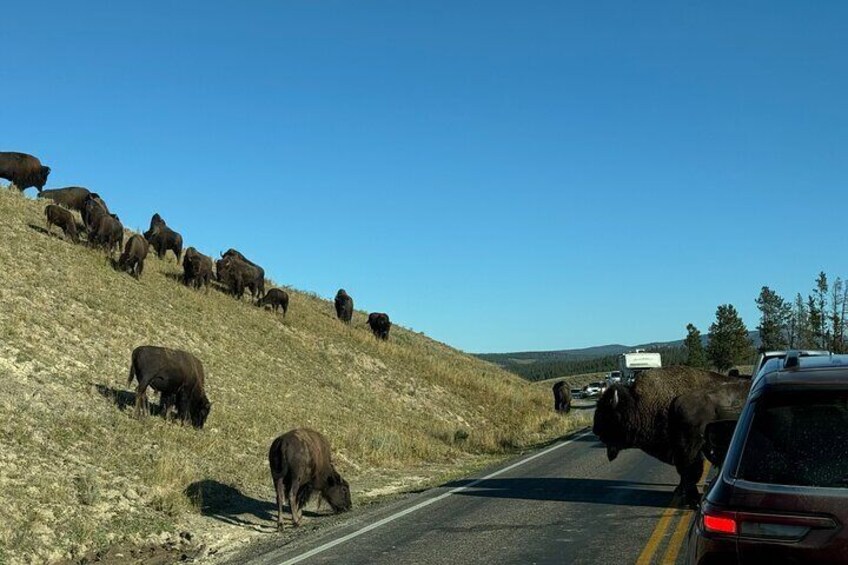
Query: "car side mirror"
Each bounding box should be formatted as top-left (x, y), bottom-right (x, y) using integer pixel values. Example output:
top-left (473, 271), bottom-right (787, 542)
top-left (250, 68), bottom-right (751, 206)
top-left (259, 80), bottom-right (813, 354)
top-left (703, 419), bottom-right (737, 468)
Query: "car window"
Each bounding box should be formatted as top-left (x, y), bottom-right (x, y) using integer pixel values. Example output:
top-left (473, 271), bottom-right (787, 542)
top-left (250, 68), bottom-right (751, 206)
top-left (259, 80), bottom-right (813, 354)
top-left (738, 390), bottom-right (848, 488)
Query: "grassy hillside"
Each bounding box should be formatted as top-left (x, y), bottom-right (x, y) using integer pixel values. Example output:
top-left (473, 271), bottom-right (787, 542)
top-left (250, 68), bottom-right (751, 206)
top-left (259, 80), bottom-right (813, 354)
top-left (0, 188), bottom-right (587, 564)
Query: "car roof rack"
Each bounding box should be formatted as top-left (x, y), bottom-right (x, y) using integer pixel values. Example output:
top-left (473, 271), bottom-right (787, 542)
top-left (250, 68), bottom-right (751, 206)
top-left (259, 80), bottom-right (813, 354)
top-left (783, 350), bottom-right (801, 369)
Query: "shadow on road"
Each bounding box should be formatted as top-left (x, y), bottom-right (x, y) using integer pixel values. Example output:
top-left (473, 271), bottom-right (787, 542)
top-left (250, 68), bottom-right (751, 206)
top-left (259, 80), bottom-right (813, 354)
top-left (443, 477), bottom-right (675, 508)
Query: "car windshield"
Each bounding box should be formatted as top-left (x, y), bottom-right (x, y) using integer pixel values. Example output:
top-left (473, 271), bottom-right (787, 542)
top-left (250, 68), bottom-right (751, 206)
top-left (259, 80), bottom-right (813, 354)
top-left (738, 390), bottom-right (848, 488)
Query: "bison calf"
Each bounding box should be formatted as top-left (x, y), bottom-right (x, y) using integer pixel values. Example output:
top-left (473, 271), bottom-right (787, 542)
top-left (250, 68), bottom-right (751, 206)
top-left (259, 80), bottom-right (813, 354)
top-left (268, 428), bottom-right (351, 530)
top-left (334, 289), bottom-right (353, 323)
top-left (366, 312), bottom-right (391, 340)
top-left (127, 345), bottom-right (211, 429)
top-left (257, 288), bottom-right (289, 316)
top-left (118, 234), bottom-right (149, 279)
top-left (0, 151), bottom-right (50, 192)
top-left (44, 204), bottom-right (79, 243)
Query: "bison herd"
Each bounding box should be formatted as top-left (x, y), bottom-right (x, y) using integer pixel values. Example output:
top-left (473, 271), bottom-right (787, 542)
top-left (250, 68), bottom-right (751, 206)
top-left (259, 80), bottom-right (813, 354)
top-left (0, 149), bottom-right (410, 528)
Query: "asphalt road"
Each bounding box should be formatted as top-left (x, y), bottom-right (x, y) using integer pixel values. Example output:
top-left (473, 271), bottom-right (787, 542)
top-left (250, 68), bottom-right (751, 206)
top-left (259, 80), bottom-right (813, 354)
top-left (233, 424), bottom-right (697, 565)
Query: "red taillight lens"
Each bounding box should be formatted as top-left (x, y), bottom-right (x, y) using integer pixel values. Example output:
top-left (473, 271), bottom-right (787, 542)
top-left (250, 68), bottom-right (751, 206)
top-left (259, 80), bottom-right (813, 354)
top-left (703, 513), bottom-right (738, 535)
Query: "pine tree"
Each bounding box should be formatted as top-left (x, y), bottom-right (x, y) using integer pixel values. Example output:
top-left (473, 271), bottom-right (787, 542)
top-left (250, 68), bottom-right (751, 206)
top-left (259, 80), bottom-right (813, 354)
top-left (815, 272), bottom-right (829, 348)
top-left (755, 286), bottom-right (789, 352)
top-left (706, 304), bottom-right (753, 372)
top-left (684, 323), bottom-right (707, 368)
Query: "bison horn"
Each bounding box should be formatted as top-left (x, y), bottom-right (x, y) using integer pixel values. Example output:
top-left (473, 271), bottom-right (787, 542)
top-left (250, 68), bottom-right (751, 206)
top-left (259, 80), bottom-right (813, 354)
top-left (612, 389), bottom-right (619, 408)
top-left (606, 446), bottom-right (620, 461)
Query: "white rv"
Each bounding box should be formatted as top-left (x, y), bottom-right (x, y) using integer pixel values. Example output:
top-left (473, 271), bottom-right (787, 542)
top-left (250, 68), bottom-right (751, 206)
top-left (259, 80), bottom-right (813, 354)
top-left (619, 350), bottom-right (662, 384)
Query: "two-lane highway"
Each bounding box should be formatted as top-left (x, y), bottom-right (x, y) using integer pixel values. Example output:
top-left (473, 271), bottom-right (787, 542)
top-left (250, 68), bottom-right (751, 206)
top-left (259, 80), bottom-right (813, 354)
top-left (234, 427), bottom-right (698, 565)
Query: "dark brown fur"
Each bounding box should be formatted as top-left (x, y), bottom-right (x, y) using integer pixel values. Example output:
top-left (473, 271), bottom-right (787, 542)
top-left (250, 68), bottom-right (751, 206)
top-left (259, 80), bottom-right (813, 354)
top-left (0, 152), bottom-right (50, 192)
top-left (37, 187), bottom-right (92, 212)
top-left (127, 345), bottom-right (211, 429)
top-left (144, 218), bottom-right (183, 262)
top-left (182, 247), bottom-right (214, 289)
top-left (44, 204), bottom-right (79, 243)
top-left (552, 380), bottom-right (571, 413)
top-left (268, 428), bottom-right (351, 529)
top-left (366, 312), bottom-right (391, 340)
top-left (222, 249), bottom-right (265, 297)
top-left (118, 234), bottom-right (149, 278)
top-left (257, 288), bottom-right (289, 316)
top-left (334, 289), bottom-right (353, 323)
top-left (92, 213), bottom-right (123, 255)
top-left (81, 194), bottom-right (111, 235)
top-left (217, 255), bottom-right (263, 300)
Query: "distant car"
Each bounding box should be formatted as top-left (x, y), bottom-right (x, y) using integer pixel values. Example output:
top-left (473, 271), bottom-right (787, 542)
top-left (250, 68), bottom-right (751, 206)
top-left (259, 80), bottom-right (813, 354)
top-left (582, 381), bottom-right (607, 398)
top-left (686, 352), bottom-right (848, 564)
top-left (570, 388), bottom-right (583, 400)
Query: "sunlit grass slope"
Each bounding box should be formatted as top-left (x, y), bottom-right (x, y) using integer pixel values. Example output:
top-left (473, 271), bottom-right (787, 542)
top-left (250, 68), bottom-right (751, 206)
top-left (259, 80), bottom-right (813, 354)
top-left (0, 187), bottom-right (587, 563)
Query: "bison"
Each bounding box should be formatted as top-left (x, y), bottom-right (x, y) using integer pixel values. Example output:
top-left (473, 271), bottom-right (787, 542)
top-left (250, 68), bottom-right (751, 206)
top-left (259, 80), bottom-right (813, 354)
top-left (257, 288), bottom-right (289, 316)
top-left (217, 255), bottom-right (264, 300)
top-left (552, 380), bottom-right (571, 413)
top-left (366, 312), bottom-right (391, 340)
top-left (0, 152), bottom-right (50, 192)
top-left (182, 247), bottom-right (214, 289)
top-left (81, 193), bottom-right (111, 234)
top-left (593, 366), bottom-right (750, 507)
top-left (221, 249), bottom-right (265, 298)
top-left (44, 204), bottom-right (79, 243)
top-left (127, 345), bottom-right (211, 429)
top-left (92, 213), bottom-right (123, 255)
top-left (37, 186), bottom-right (92, 212)
top-left (268, 428), bottom-right (352, 530)
top-left (118, 234), bottom-right (149, 279)
top-left (334, 289), bottom-right (353, 323)
top-left (144, 215), bottom-right (183, 261)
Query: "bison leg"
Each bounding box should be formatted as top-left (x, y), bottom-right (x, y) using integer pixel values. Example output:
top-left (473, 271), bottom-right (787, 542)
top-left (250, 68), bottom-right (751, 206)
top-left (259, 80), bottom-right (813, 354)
top-left (288, 479), bottom-right (302, 527)
top-left (274, 476), bottom-right (286, 531)
top-left (675, 454), bottom-right (704, 508)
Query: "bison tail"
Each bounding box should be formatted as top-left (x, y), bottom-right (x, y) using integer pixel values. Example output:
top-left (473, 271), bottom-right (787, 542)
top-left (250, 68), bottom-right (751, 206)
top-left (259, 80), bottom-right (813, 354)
top-left (127, 351), bottom-right (137, 387)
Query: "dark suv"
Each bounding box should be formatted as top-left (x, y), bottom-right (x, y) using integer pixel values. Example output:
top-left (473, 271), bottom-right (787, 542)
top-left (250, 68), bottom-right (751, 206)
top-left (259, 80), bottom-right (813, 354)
top-left (687, 352), bottom-right (848, 564)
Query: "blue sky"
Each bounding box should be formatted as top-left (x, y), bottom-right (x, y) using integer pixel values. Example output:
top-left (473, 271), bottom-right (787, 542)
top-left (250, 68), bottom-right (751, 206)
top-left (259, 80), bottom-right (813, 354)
top-left (3, 2), bottom-right (846, 353)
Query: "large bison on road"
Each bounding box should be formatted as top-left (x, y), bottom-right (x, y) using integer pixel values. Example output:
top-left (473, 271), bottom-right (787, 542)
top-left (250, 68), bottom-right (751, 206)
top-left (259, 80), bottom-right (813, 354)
top-left (592, 366), bottom-right (749, 506)
top-left (268, 428), bottom-right (351, 529)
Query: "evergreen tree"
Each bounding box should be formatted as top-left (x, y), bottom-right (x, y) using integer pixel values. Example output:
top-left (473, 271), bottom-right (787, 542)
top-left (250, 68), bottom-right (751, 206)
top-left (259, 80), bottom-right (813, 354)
top-left (808, 295), bottom-right (824, 349)
top-left (815, 272), bottom-right (829, 348)
top-left (706, 304), bottom-right (753, 372)
top-left (755, 286), bottom-right (789, 352)
top-left (829, 277), bottom-right (845, 353)
top-left (684, 323), bottom-right (707, 368)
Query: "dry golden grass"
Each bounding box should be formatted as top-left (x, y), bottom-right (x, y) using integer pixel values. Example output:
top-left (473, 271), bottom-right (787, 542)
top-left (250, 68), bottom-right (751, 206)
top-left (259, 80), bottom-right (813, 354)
top-left (0, 187), bottom-right (589, 563)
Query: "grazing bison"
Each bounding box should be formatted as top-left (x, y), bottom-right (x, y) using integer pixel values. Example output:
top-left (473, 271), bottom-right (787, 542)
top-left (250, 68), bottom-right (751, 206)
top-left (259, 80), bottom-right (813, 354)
top-left (182, 247), bottom-right (214, 289)
top-left (118, 234), bottom-right (149, 279)
top-left (38, 187), bottom-right (92, 212)
top-left (552, 380), bottom-right (571, 413)
top-left (217, 255), bottom-right (264, 300)
top-left (92, 213), bottom-right (123, 255)
top-left (0, 152), bottom-right (50, 192)
top-left (81, 193), bottom-right (111, 234)
top-left (593, 367), bottom-right (750, 507)
top-left (127, 345), bottom-right (211, 429)
top-left (334, 289), bottom-right (353, 323)
top-left (44, 204), bottom-right (79, 243)
top-left (366, 312), bottom-right (391, 340)
top-left (257, 288), bottom-right (289, 316)
top-left (144, 216), bottom-right (183, 261)
top-left (221, 249), bottom-right (265, 298)
top-left (268, 428), bottom-right (352, 529)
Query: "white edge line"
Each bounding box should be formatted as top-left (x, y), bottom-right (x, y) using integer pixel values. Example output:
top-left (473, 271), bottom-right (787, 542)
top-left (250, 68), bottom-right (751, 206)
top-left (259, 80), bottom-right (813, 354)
top-left (279, 428), bottom-right (594, 565)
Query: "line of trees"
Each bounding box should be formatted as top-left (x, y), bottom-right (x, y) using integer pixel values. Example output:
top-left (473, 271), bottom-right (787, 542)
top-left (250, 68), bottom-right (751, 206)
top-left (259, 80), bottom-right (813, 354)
top-left (684, 271), bottom-right (846, 372)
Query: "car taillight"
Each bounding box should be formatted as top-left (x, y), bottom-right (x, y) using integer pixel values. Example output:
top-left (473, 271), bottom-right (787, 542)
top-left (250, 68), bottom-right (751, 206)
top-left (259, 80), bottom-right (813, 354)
top-left (703, 512), bottom-right (738, 535)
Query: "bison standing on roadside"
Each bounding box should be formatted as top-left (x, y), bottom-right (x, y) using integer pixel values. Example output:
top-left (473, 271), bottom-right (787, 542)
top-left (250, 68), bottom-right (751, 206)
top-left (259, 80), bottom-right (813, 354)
top-left (552, 380), bottom-right (571, 413)
top-left (0, 152), bottom-right (50, 192)
top-left (37, 187), bottom-right (92, 212)
top-left (44, 204), bottom-right (79, 243)
top-left (593, 367), bottom-right (750, 507)
top-left (143, 214), bottom-right (183, 261)
top-left (334, 289), bottom-right (353, 323)
top-left (366, 312), bottom-right (391, 340)
top-left (118, 234), bottom-right (149, 279)
top-left (127, 345), bottom-right (211, 429)
top-left (182, 247), bottom-right (214, 289)
top-left (257, 288), bottom-right (289, 316)
top-left (268, 428), bottom-right (352, 529)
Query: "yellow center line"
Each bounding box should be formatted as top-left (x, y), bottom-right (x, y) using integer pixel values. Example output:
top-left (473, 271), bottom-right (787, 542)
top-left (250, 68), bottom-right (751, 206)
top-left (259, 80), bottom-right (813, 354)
top-left (636, 462), bottom-right (712, 565)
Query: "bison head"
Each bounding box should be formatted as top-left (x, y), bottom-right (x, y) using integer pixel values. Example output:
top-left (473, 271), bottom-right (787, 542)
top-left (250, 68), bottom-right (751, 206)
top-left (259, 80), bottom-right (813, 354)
top-left (191, 397), bottom-right (211, 429)
top-left (323, 470), bottom-right (352, 513)
top-left (593, 384), bottom-right (636, 462)
top-left (37, 166), bottom-right (50, 191)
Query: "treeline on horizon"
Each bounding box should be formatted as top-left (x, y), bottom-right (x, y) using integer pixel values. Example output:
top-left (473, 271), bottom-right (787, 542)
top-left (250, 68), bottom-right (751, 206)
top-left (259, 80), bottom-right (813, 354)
top-left (495, 271), bottom-right (844, 381)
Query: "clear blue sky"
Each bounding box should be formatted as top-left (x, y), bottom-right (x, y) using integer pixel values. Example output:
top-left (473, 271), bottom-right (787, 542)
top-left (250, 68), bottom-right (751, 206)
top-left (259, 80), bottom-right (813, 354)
top-left (4, 2), bottom-right (846, 353)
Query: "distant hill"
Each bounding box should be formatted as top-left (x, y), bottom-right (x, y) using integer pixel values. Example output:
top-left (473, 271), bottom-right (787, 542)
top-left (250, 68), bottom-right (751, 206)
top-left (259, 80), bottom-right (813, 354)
top-left (477, 332), bottom-right (760, 381)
